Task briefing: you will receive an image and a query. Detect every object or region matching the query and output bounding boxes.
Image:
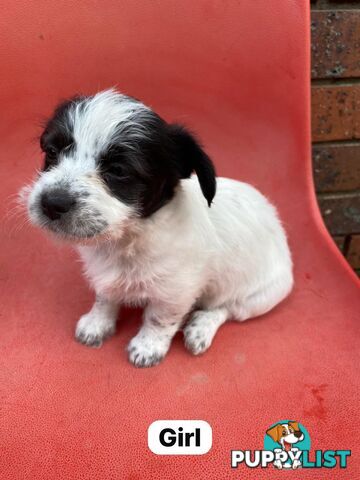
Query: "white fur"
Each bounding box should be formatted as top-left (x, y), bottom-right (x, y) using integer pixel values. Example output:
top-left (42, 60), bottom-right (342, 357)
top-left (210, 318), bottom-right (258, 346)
top-left (70, 89), bottom-right (152, 158)
top-left (23, 89), bottom-right (293, 367)
top-left (77, 176), bottom-right (293, 366)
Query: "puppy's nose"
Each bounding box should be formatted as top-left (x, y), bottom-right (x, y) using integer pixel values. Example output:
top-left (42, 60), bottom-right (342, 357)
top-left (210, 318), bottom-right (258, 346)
top-left (294, 431), bottom-right (303, 439)
top-left (41, 189), bottom-right (76, 220)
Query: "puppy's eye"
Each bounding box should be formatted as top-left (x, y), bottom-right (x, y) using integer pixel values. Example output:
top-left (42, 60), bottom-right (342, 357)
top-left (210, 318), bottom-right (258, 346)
top-left (43, 146), bottom-right (59, 171)
top-left (100, 161), bottom-right (128, 181)
top-left (102, 168), bottom-right (130, 183)
top-left (46, 146), bottom-right (58, 159)
top-left (282, 430), bottom-right (287, 435)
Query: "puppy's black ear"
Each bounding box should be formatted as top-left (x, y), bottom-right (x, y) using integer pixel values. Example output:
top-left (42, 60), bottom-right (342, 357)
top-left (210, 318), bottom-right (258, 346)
top-left (168, 124), bottom-right (216, 206)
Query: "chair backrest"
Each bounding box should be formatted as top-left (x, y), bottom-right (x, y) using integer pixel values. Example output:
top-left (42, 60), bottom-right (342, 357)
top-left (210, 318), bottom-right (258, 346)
top-left (2, 1), bottom-right (333, 277)
top-left (0, 1), bottom-right (310, 198)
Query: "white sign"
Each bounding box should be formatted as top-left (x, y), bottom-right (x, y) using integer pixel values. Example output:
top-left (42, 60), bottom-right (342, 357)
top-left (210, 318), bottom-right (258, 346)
top-left (148, 420), bottom-right (212, 455)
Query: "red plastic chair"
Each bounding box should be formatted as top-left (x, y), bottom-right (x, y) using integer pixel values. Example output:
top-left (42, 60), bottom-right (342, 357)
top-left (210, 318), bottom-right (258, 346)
top-left (0, 1), bottom-right (359, 478)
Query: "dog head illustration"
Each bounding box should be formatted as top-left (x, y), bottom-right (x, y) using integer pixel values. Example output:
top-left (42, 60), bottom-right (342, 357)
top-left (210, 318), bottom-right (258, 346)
top-left (266, 421), bottom-right (304, 450)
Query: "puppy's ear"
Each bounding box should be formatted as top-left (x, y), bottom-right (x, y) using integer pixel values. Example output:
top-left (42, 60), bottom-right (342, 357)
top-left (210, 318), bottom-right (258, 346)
top-left (289, 421), bottom-right (300, 431)
top-left (168, 124), bottom-right (216, 206)
top-left (266, 424), bottom-right (283, 443)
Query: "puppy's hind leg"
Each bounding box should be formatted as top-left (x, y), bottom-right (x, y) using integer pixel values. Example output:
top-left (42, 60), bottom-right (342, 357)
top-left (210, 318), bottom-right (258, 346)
top-left (184, 307), bottom-right (228, 355)
top-left (232, 275), bottom-right (293, 322)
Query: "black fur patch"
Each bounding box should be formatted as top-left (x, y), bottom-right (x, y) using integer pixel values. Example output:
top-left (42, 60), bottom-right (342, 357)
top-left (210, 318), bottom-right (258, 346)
top-left (40, 96), bottom-right (84, 171)
top-left (98, 112), bottom-right (217, 217)
top-left (167, 124), bottom-right (217, 207)
top-left (40, 94), bottom-right (217, 217)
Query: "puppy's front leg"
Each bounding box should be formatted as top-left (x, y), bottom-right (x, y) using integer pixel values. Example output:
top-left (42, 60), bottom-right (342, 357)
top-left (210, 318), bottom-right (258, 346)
top-left (127, 303), bottom-right (185, 368)
top-left (75, 295), bottom-right (119, 347)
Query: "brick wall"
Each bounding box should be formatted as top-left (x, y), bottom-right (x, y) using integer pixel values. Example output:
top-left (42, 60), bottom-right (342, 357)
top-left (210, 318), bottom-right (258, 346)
top-left (311, 0), bottom-right (360, 275)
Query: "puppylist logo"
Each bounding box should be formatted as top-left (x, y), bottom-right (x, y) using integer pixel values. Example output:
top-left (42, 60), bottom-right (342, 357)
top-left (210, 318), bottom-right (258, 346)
top-left (231, 420), bottom-right (351, 470)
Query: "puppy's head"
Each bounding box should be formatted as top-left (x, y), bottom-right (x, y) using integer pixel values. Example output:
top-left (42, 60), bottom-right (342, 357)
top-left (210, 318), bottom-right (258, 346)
top-left (266, 422), bottom-right (304, 446)
top-left (24, 89), bottom-right (216, 241)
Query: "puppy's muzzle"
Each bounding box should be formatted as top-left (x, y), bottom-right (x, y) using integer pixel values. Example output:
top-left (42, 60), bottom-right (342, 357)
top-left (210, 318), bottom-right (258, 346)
top-left (41, 189), bottom-right (76, 221)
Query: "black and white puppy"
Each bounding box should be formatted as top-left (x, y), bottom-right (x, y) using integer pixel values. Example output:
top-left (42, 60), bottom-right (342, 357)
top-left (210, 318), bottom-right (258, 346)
top-left (22, 89), bottom-right (293, 367)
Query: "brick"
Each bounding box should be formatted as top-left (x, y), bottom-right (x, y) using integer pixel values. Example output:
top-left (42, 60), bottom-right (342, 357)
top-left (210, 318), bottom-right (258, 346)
top-left (318, 192), bottom-right (360, 235)
top-left (313, 143), bottom-right (360, 192)
top-left (347, 234), bottom-right (360, 269)
top-left (311, 85), bottom-right (360, 142)
top-left (313, 2), bottom-right (360, 9)
top-left (311, 10), bottom-right (360, 79)
top-left (333, 234), bottom-right (346, 252)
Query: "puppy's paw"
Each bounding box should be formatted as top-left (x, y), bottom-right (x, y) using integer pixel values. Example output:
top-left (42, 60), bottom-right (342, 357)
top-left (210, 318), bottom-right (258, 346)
top-left (75, 312), bottom-right (115, 348)
top-left (183, 317), bottom-right (213, 355)
top-left (127, 333), bottom-right (168, 368)
top-left (273, 460), bottom-right (283, 469)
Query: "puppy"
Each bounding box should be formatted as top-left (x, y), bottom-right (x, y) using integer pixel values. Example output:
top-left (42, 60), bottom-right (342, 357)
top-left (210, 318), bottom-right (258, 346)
top-left (266, 422), bottom-right (304, 451)
top-left (267, 421), bottom-right (304, 469)
top-left (23, 89), bottom-right (293, 367)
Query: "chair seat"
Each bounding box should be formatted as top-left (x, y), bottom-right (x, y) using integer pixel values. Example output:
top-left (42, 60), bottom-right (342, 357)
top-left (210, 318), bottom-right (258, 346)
top-left (0, 1), bottom-right (359, 478)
